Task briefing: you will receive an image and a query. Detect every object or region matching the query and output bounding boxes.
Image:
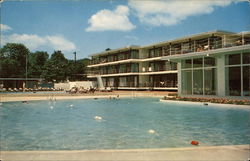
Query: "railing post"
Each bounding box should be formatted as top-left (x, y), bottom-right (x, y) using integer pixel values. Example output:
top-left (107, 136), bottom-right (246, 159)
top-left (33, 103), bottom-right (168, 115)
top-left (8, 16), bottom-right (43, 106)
top-left (194, 40), bottom-right (196, 52)
top-left (181, 43), bottom-right (183, 54)
top-left (169, 43), bottom-right (172, 55)
top-left (223, 35), bottom-right (226, 47)
top-left (208, 37), bottom-right (210, 50)
top-left (242, 33), bottom-right (245, 45)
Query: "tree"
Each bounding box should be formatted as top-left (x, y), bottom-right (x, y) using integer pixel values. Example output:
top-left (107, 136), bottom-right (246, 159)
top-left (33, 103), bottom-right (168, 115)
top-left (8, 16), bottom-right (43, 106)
top-left (0, 43), bottom-right (30, 78)
top-left (28, 51), bottom-right (49, 78)
top-left (67, 58), bottom-right (89, 81)
top-left (41, 51), bottom-right (69, 82)
top-left (0, 43), bottom-right (90, 82)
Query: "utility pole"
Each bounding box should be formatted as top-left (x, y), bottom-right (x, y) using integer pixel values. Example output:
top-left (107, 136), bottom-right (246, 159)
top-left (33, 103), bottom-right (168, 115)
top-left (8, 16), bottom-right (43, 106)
top-left (73, 52), bottom-right (76, 81)
top-left (73, 52), bottom-right (76, 63)
top-left (25, 52), bottom-right (28, 91)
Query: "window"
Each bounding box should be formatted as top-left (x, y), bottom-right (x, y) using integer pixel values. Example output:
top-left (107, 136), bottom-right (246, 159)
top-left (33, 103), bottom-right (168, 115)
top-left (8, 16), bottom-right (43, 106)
top-left (131, 50), bottom-right (139, 59)
top-left (182, 59), bottom-right (192, 69)
top-left (225, 53), bottom-right (250, 96)
top-left (225, 53), bottom-right (241, 65)
top-left (149, 49), bottom-right (154, 58)
top-left (131, 63), bottom-right (139, 72)
top-left (155, 48), bottom-right (162, 57)
top-left (182, 70), bottom-right (192, 94)
top-left (119, 77), bottom-right (126, 87)
top-left (243, 52), bottom-right (250, 64)
top-left (226, 67), bottom-right (241, 96)
top-left (243, 66), bottom-right (250, 96)
top-left (204, 57), bottom-right (216, 67)
top-left (204, 68), bottom-right (217, 95)
top-left (193, 58), bottom-right (203, 68)
top-left (193, 69), bottom-right (203, 94)
top-left (181, 57), bottom-right (217, 95)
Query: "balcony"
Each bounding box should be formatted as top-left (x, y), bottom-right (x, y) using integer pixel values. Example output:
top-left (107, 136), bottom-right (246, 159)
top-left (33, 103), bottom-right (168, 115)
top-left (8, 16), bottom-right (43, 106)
top-left (147, 34), bottom-right (250, 58)
top-left (88, 50), bottom-right (139, 66)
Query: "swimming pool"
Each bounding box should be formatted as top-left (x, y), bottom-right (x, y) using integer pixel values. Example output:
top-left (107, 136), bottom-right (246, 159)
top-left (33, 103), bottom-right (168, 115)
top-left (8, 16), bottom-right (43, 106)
top-left (0, 98), bottom-right (249, 150)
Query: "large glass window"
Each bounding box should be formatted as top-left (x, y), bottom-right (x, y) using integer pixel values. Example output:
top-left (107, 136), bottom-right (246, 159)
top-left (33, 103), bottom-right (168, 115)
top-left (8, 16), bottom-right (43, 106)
top-left (204, 57), bottom-right (216, 67)
top-left (226, 67), bottom-right (241, 96)
top-left (243, 66), bottom-right (250, 96)
top-left (193, 69), bottom-right (203, 95)
top-left (182, 59), bottom-right (192, 69)
top-left (193, 58), bottom-right (203, 68)
top-left (225, 53), bottom-right (241, 65)
top-left (225, 53), bottom-right (250, 96)
top-left (182, 70), bottom-right (192, 94)
top-left (181, 57), bottom-right (217, 96)
top-left (243, 52), bottom-right (250, 64)
top-left (204, 68), bottom-right (217, 95)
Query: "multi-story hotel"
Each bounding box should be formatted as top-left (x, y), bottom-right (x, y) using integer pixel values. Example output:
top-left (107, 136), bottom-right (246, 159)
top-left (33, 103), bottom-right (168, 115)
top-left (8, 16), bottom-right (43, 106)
top-left (87, 30), bottom-right (250, 97)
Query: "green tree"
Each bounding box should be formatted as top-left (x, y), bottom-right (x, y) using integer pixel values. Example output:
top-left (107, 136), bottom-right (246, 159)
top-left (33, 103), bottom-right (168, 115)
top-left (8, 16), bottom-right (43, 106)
top-left (67, 58), bottom-right (89, 81)
top-left (28, 51), bottom-right (49, 78)
top-left (0, 43), bottom-right (30, 78)
top-left (42, 50), bottom-right (68, 82)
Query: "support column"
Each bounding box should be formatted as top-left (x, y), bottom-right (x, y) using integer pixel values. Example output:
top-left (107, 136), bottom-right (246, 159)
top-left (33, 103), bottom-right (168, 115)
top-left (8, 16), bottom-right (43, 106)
top-left (217, 55), bottom-right (226, 96)
top-left (177, 61), bottom-right (182, 96)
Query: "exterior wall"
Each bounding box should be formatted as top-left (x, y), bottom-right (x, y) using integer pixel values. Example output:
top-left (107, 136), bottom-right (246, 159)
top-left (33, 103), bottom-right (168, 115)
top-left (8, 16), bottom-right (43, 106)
top-left (54, 81), bottom-right (95, 90)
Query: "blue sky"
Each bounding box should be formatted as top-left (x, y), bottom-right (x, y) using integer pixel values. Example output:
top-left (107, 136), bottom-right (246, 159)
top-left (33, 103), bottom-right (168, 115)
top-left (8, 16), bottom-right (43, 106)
top-left (1, 0), bottom-right (249, 59)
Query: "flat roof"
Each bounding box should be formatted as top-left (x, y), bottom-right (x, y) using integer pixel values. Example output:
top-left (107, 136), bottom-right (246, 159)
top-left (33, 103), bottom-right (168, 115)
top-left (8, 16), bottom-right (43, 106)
top-left (89, 45), bottom-right (140, 57)
top-left (142, 30), bottom-right (236, 49)
top-left (0, 78), bottom-right (43, 81)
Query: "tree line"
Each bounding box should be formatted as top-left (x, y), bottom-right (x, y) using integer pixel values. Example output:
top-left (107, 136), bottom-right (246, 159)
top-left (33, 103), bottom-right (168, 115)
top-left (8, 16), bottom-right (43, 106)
top-left (0, 43), bottom-right (89, 82)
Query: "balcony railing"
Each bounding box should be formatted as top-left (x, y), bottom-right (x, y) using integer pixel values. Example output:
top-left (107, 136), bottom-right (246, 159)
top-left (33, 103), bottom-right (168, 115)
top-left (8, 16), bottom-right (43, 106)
top-left (141, 65), bottom-right (177, 72)
top-left (89, 34), bottom-right (250, 65)
top-left (88, 69), bottom-right (139, 76)
top-left (89, 52), bottom-right (139, 66)
top-left (147, 35), bottom-right (250, 58)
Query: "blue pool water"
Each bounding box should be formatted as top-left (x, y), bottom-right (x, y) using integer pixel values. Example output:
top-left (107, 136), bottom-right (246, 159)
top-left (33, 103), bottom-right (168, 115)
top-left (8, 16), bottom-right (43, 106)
top-left (0, 98), bottom-right (249, 150)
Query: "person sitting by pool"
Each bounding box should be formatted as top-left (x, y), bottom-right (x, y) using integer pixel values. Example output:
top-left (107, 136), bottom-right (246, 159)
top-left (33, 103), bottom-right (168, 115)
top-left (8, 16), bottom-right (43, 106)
top-left (89, 86), bottom-right (95, 93)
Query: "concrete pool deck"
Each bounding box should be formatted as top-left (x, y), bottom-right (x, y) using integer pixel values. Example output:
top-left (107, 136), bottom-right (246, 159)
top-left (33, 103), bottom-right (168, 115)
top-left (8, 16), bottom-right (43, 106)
top-left (0, 91), bottom-right (170, 102)
top-left (1, 145), bottom-right (249, 161)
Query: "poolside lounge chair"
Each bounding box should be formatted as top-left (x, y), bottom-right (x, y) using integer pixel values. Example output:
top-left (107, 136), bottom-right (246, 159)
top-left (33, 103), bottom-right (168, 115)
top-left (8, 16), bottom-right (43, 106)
top-left (100, 87), bottom-right (112, 92)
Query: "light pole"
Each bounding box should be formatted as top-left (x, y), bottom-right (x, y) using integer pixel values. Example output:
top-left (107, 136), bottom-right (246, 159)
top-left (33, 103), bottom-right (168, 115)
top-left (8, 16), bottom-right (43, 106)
top-left (73, 52), bottom-right (76, 81)
top-left (24, 52), bottom-right (28, 92)
top-left (73, 51), bottom-right (76, 63)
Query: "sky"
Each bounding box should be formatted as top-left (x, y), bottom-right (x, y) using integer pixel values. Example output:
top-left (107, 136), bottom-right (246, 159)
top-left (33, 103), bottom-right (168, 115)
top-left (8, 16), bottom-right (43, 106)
top-left (1, 0), bottom-right (250, 59)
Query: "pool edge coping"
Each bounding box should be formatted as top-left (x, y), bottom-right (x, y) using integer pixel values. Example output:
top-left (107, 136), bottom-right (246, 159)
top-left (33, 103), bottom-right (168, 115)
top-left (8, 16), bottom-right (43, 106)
top-left (1, 144), bottom-right (249, 153)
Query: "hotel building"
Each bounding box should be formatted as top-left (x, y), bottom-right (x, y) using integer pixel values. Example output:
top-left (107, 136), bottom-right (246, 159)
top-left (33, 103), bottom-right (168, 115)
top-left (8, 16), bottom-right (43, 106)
top-left (87, 30), bottom-right (250, 97)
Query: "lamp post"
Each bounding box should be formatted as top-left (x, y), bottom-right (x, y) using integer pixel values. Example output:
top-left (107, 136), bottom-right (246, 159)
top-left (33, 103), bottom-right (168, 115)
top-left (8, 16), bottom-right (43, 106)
top-left (73, 52), bottom-right (76, 81)
top-left (73, 52), bottom-right (76, 63)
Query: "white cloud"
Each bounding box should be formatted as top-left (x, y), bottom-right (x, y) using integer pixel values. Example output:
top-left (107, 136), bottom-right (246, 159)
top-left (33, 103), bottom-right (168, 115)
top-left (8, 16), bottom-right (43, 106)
top-left (46, 35), bottom-right (76, 52)
top-left (2, 34), bottom-right (76, 52)
top-left (86, 5), bottom-right (136, 31)
top-left (128, 0), bottom-right (243, 26)
top-left (1, 24), bottom-right (12, 31)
